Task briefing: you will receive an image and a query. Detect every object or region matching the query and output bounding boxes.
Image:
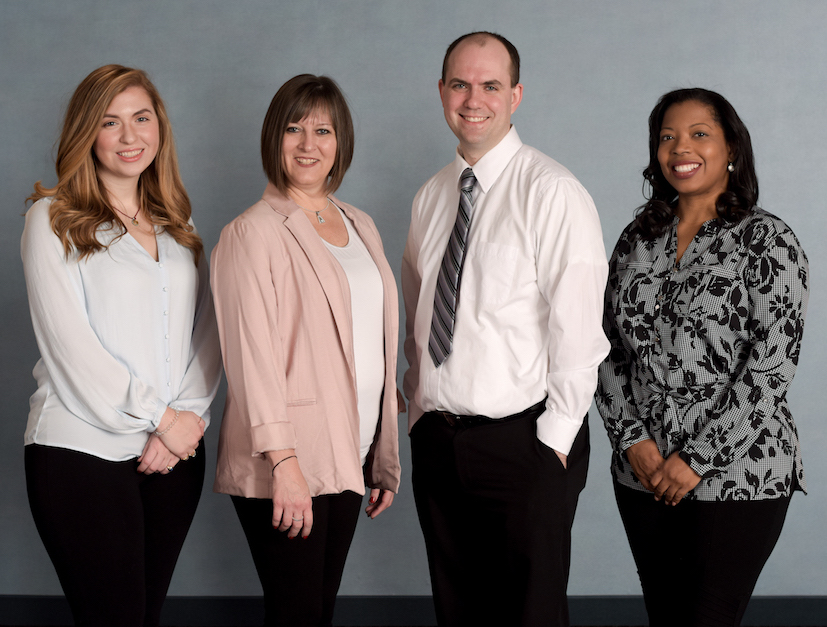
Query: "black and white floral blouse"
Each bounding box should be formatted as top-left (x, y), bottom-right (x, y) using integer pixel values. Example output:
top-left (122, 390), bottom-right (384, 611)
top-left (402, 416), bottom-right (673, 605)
top-left (596, 208), bottom-right (808, 501)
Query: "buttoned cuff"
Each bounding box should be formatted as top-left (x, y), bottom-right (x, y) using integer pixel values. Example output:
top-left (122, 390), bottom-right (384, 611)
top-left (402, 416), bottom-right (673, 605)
top-left (535, 408), bottom-right (583, 456)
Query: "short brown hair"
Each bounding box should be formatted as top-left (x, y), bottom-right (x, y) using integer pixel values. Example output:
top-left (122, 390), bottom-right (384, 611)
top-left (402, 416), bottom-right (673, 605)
top-left (261, 74), bottom-right (354, 195)
top-left (442, 32), bottom-right (521, 88)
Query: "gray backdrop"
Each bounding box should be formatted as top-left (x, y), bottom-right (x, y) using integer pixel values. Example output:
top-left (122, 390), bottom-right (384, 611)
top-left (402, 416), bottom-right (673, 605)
top-left (2, 0), bottom-right (824, 599)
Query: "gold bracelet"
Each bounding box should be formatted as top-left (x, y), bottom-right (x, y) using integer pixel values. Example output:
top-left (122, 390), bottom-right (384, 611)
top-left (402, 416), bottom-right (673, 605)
top-left (154, 407), bottom-right (179, 437)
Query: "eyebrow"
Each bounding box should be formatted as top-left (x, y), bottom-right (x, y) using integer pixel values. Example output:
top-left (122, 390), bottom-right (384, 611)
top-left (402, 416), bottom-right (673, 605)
top-left (448, 78), bottom-right (504, 87)
top-left (102, 108), bottom-right (153, 118)
top-left (660, 121), bottom-right (714, 132)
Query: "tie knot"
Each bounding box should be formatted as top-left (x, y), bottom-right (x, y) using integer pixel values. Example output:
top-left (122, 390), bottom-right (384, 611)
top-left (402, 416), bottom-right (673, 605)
top-left (460, 168), bottom-right (476, 192)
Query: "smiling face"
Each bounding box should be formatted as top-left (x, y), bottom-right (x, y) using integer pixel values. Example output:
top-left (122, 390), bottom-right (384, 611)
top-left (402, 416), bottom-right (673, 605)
top-left (439, 36), bottom-right (523, 165)
top-left (93, 86), bottom-right (159, 189)
top-left (281, 108), bottom-right (337, 196)
top-left (657, 100), bottom-right (732, 210)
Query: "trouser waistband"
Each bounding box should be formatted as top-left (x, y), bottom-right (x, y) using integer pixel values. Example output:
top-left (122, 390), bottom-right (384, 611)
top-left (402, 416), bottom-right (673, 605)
top-left (426, 398), bottom-right (547, 428)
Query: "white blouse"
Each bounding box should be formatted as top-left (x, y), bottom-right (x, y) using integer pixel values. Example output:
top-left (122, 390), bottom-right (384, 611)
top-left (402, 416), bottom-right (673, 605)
top-left (21, 198), bottom-right (222, 461)
top-left (323, 207), bottom-right (385, 464)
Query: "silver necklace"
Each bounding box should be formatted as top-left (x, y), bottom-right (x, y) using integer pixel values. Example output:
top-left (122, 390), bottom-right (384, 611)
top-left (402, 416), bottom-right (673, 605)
top-left (297, 197), bottom-right (333, 224)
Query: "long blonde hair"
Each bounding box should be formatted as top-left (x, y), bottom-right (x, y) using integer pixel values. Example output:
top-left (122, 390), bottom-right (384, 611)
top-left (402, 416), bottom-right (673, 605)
top-left (28, 64), bottom-right (202, 263)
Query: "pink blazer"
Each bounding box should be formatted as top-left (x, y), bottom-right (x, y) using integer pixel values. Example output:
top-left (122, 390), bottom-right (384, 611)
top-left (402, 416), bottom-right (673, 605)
top-left (210, 184), bottom-right (401, 499)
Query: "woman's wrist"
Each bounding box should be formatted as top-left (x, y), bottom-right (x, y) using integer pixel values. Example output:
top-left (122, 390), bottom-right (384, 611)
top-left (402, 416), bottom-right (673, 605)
top-left (271, 455), bottom-right (297, 476)
top-left (154, 406), bottom-right (180, 437)
top-left (265, 449), bottom-right (298, 475)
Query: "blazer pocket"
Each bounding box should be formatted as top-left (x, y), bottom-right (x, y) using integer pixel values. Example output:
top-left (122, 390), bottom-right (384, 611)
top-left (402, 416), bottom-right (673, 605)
top-left (286, 398), bottom-right (316, 407)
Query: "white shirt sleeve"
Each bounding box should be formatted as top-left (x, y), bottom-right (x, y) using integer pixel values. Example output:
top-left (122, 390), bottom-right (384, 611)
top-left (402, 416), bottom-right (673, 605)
top-left (533, 178), bottom-right (610, 455)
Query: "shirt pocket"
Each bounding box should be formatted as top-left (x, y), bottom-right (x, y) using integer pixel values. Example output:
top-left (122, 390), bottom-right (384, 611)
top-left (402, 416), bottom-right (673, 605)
top-left (677, 265), bottom-right (743, 321)
top-left (613, 261), bottom-right (655, 312)
top-left (462, 241), bottom-right (520, 306)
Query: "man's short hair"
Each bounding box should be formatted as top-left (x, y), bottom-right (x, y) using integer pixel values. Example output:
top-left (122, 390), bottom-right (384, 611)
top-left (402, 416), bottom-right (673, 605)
top-left (441, 32), bottom-right (521, 87)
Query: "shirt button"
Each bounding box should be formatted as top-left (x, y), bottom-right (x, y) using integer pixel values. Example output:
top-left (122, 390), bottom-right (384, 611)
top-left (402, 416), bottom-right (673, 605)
top-left (655, 304), bottom-right (660, 310)
top-left (163, 287), bottom-right (168, 292)
top-left (164, 311), bottom-right (168, 316)
top-left (165, 334), bottom-right (170, 339)
top-left (166, 357), bottom-right (171, 362)
top-left (159, 263), bottom-right (164, 268)
top-left (167, 381), bottom-right (171, 387)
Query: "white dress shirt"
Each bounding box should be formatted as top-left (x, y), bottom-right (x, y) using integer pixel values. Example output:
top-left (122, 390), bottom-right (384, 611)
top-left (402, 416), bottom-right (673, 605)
top-left (402, 127), bottom-right (609, 455)
top-left (323, 206), bottom-right (385, 464)
top-left (21, 197), bottom-right (222, 461)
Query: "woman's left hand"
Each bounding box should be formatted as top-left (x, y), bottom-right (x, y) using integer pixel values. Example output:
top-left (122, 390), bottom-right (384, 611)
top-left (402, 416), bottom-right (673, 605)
top-left (365, 489), bottom-right (394, 519)
top-left (137, 436), bottom-right (179, 475)
top-left (651, 452), bottom-right (702, 506)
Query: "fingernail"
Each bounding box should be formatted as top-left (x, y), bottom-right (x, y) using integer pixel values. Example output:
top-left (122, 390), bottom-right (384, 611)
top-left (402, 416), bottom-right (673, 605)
top-left (288, 535), bottom-right (296, 540)
top-left (369, 497), bottom-right (377, 504)
top-left (302, 535), bottom-right (308, 540)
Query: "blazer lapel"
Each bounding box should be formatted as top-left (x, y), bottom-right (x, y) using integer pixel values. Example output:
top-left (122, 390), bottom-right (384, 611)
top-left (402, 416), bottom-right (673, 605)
top-left (262, 185), bottom-right (356, 380)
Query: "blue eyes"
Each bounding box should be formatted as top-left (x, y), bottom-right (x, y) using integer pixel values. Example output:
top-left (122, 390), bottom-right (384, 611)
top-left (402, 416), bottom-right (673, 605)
top-left (452, 83), bottom-right (497, 92)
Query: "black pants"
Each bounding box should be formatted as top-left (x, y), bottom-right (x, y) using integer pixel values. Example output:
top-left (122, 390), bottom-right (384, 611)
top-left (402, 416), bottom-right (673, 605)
top-left (231, 490), bottom-right (362, 627)
top-left (614, 482), bottom-right (791, 627)
top-left (25, 442), bottom-right (205, 627)
top-left (411, 407), bottom-right (590, 627)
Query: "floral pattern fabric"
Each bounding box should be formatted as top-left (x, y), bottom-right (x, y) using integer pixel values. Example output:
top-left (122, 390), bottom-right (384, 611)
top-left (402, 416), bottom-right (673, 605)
top-left (596, 209), bottom-right (808, 501)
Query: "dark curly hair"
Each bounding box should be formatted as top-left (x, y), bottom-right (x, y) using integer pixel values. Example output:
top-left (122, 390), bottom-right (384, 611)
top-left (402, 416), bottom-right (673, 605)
top-left (634, 88), bottom-right (758, 240)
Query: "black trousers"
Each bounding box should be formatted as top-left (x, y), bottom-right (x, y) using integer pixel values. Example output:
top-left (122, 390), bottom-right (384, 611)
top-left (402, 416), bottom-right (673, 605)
top-left (25, 442), bottom-right (205, 627)
top-left (231, 490), bottom-right (362, 627)
top-left (614, 482), bottom-right (792, 627)
top-left (411, 407), bottom-right (590, 627)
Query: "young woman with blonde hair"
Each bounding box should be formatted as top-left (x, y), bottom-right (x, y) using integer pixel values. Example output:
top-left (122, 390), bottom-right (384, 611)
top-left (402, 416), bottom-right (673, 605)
top-left (22, 64), bottom-right (221, 627)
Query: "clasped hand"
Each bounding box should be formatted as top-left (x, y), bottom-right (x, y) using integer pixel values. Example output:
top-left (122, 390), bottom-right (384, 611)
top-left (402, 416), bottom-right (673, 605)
top-left (138, 408), bottom-right (205, 474)
top-left (625, 439), bottom-right (701, 506)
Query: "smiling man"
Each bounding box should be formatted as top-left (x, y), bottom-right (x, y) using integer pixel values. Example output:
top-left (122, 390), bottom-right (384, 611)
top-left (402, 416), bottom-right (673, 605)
top-left (402, 32), bottom-right (610, 626)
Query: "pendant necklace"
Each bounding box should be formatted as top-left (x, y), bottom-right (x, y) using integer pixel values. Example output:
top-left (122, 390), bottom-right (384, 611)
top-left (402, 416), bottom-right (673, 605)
top-left (113, 205), bottom-right (141, 226)
top-left (297, 197), bottom-right (333, 224)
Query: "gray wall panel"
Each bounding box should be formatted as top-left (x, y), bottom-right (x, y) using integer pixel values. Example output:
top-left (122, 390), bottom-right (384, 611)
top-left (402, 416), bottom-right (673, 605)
top-left (1, 0), bottom-right (824, 599)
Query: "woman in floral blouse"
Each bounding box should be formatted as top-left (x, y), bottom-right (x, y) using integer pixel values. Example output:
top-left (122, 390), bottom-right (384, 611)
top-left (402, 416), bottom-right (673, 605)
top-left (596, 88), bottom-right (808, 627)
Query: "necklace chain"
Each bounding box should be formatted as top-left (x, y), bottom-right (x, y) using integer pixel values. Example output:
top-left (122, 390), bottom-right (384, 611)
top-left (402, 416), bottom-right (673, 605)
top-left (296, 197), bottom-right (333, 224)
top-left (112, 205), bottom-right (141, 227)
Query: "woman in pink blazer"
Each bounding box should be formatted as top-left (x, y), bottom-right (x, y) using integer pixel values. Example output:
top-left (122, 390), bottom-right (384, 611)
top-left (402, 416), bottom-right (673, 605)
top-left (210, 74), bottom-right (401, 627)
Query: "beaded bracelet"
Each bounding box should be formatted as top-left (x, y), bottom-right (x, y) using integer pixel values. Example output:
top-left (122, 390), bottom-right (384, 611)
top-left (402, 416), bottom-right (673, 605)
top-left (272, 455), bottom-right (297, 476)
top-left (154, 407), bottom-right (180, 437)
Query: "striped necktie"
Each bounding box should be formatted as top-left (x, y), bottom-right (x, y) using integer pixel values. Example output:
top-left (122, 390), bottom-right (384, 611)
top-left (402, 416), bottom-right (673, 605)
top-left (428, 167), bottom-right (477, 367)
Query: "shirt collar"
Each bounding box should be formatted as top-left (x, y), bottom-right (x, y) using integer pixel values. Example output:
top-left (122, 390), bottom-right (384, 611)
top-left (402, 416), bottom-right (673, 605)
top-left (451, 126), bottom-right (523, 194)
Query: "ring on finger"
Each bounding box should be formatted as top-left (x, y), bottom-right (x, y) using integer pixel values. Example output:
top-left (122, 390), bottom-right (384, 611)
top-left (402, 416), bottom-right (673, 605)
top-left (166, 466), bottom-right (174, 472)
top-left (182, 454), bottom-right (189, 461)
top-left (190, 450), bottom-right (196, 458)
top-left (292, 516), bottom-right (304, 521)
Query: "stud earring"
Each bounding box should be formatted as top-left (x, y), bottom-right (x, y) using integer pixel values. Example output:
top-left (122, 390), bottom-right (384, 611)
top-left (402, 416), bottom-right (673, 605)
top-left (727, 162), bottom-right (735, 172)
